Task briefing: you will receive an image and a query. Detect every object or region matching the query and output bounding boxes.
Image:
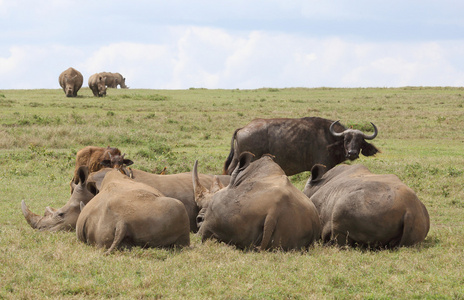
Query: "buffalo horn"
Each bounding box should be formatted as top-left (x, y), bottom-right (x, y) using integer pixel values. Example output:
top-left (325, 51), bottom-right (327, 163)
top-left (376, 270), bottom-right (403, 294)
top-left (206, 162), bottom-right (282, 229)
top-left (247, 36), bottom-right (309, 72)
top-left (21, 200), bottom-right (42, 229)
top-left (329, 120), bottom-right (344, 137)
top-left (363, 122), bottom-right (378, 140)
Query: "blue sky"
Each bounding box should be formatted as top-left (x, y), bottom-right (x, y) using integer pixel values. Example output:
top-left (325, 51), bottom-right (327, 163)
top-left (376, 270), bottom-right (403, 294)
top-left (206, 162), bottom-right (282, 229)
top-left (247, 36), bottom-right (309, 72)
top-left (1, 0), bottom-right (463, 89)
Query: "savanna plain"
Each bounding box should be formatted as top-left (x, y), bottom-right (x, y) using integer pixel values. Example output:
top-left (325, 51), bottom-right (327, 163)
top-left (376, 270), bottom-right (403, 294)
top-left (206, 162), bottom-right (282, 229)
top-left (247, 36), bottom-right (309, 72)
top-left (0, 87), bottom-right (463, 299)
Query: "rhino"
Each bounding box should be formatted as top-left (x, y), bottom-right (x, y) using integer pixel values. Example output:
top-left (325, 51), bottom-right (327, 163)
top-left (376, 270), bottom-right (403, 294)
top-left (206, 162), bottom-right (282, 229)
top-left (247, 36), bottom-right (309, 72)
top-left (88, 168), bottom-right (230, 232)
top-left (22, 166), bottom-right (95, 232)
top-left (303, 164), bottom-right (430, 248)
top-left (58, 67), bottom-right (83, 97)
top-left (77, 170), bottom-right (190, 254)
top-left (193, 152), bottom-right (321, 251)
top-left (100, 72), bottom-right (128, 89)
top-left (22, 164), bottom-right (230, 233)
top-left (88, 73), bottom-right (107, 97)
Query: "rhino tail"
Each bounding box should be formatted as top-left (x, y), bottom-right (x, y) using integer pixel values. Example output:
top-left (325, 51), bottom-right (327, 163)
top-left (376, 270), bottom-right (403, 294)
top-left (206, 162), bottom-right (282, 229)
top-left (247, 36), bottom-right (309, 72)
top-left (223, 128), bottom-right (241, 175)
top-left (258, 212), bottom-right (277, 251)
top-left (397, 210), bottom-right (429, 247)
top-left (104, 221), bottom-right (127, 255)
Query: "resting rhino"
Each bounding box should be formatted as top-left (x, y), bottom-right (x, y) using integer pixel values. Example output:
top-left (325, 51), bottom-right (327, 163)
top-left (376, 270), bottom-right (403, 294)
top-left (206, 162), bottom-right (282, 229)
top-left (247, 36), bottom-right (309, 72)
top-left (77, 170), bottom-right (190, 254)
top-left (58, 67), bottom-right (83, 97)
top-left (193, 152), bottom-right (321, 251)
top-left (303, 164), bottom-right (430, 248)
top-left (22, 166), bottom-right (95, 232)
top-left (22, 165), bottom-right (230, 233)
top-left (88, 73), bottom-right (107, 97)
top-left (88, 168), bottom-right (230, 232)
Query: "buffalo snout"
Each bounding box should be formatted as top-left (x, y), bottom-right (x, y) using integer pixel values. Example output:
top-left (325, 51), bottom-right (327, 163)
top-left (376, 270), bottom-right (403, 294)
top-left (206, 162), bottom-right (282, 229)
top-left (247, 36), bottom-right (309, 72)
top-left (346, 150), bottom-right (359, 160)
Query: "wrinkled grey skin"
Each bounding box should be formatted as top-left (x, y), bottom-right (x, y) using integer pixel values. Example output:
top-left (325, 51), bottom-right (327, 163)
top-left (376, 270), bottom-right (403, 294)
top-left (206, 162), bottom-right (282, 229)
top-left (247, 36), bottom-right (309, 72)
top-left (88, 73), bottom-right (107, 97)
top-left (303, 164), bottom-right (430, 249)
top-left (22, 167), bottom-right (96, 232)
top-left (100, 72), bottom-right (128, 88)
top-left (223, 117), bottom-right (379, 176)
top-left (58, 67), bottom-right (83, 97)
top-left (77, 170), bottom-right (190, 255)
top-left (88, 168), bottom-right (230, 232)
top-left (194, 152), bottom-right (321, 251)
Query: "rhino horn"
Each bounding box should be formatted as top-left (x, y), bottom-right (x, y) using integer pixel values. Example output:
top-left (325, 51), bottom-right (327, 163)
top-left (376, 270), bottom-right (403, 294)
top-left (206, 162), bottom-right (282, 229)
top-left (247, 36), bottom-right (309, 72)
top-left (192, 160), bottom-right (209, 208)
top-left (21, 200), bottom-right (42, 229)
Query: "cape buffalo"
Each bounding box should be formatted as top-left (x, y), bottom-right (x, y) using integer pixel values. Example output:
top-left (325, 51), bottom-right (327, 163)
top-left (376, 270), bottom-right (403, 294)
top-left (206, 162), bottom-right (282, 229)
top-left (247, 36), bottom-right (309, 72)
top-left (223, 117), bottom-right (379, 176)
top-left (88, 73), bottom-right (107, 97)
top-left (58, 67), bottom-right (83, 97)
top-left (303, 164), bottom-right (430, 248)
top-left (77, 170), bottom-right (190, 254)
top-left (194, 152), bottom-right (321, 251)
top-left (72, 146), bottom-right (133, 184)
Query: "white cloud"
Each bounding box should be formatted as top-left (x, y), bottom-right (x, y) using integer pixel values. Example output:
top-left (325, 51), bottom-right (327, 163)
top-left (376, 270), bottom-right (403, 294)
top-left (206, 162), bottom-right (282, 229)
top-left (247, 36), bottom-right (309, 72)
top-left (1, 25), bottom-right (464, 89)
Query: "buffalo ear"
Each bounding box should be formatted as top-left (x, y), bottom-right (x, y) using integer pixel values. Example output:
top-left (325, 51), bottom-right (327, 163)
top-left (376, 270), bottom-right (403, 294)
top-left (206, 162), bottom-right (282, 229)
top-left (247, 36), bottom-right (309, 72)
top-left (123, 159), bottom-right (134, 166)
top-left (100, 159), bottom-right (112, 167)
top-left (309, 164), bottom-right (326, 184)
top-left (361, 142), bottom-right (380, 157)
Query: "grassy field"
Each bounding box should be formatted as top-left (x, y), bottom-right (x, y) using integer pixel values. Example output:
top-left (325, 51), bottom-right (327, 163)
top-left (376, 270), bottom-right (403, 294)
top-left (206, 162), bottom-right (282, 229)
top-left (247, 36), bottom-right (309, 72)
top-left (0, 87), bottom-right (463, 299)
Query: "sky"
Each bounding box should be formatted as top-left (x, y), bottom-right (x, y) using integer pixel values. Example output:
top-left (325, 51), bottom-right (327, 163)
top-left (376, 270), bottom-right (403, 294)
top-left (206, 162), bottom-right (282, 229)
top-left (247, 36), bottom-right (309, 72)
top-left (1, 0), bottom-right (464, 90)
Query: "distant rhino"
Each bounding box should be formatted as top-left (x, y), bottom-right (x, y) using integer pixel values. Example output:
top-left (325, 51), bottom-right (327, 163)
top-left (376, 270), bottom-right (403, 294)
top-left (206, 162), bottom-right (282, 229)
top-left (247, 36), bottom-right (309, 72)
top-left (88, 73), bottom-right (107, 97)
top-left (58, 67), bottom-right (83, 97)
top-left (100, 72), bottom-right (128, 89)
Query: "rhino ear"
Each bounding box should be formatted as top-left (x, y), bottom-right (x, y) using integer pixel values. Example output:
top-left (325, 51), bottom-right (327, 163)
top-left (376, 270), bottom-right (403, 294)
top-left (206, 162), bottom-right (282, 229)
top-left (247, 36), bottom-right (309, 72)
top-left (361, 141), bottom-right (380, 157)
top-left (309, 164), bottom-right (327, 184)
top-left (237, 151), bottom-right (255, 172)
top-left (77, 166), bottom-right (89, 184)
top-left (87, 181), bottom-right (99, 196)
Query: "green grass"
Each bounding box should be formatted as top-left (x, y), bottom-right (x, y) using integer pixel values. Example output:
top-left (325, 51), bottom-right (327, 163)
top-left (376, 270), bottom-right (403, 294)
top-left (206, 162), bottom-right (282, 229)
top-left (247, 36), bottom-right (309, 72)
top-left (1, 87), bottom-right (463, 299)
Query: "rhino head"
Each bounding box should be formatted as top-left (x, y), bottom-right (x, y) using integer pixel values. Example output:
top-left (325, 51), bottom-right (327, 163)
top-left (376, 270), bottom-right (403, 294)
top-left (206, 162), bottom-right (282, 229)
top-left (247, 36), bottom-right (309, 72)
top-left (192, 160), bottom-right (225, 228)
top-left (97, 76), bottom-right (107, 97)
top-left (21, 166), bottom-right (97, 232)
top-left (64, 75), bottom-right (78, 97)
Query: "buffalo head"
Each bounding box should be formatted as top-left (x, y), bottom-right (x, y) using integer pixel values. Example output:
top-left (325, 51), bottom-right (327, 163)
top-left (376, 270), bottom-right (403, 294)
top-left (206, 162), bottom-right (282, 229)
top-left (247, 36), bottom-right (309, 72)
top-left (329, 120), bottom-right (379, 160)
top-left (21, 166), bottom-right (97, 231)
top-left (100, 152), bottom-right (134, 173)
